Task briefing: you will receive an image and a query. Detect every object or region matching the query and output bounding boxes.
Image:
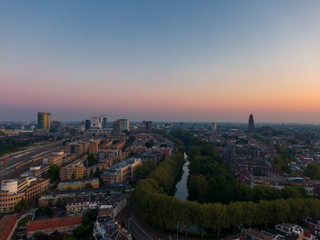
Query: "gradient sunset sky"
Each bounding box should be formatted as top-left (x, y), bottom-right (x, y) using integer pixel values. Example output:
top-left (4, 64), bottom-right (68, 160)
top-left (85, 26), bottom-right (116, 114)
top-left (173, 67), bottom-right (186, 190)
top-left (1, 1), bottom-right (320, 122)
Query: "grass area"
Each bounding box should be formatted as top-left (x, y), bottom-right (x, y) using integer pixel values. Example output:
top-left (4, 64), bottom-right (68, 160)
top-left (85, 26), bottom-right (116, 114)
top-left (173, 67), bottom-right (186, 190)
top-left (18, 215), bottom-right (32, 227)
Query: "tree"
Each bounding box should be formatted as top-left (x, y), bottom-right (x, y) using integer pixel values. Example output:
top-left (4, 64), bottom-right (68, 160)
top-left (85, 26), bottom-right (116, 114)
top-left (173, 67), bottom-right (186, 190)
top-left (94, 167), bottom-right (100, 177)
top-left (73, 225), bottom-right (86, 238)
top-left (47, 164), bottom-right (60, 182)
top-left (49, 231), bottom-right (63, 240)
top-left (34, 231), bottom-right (49, 240)
top-left (303, 162), bottom-right (320, 179)
top-left (280, 185), bottom-right (306, 199)
top-left (87, 153), bottom-right (98, 167)
top-left (253, 184), bottom-right (276, 202)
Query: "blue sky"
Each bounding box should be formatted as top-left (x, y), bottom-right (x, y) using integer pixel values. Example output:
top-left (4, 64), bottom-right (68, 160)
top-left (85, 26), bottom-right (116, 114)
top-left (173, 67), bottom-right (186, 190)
top-left (1, 1), bottom-right (320, 122)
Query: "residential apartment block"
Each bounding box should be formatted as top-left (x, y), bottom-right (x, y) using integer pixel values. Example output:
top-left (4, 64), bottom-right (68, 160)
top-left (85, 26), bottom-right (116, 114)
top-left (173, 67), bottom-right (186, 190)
top-left (59, 159), bottom-right (90, 181)
top-left (57, 177), bottom-right (99, 191)
top-left (100, 157), bottom-right (142, 185)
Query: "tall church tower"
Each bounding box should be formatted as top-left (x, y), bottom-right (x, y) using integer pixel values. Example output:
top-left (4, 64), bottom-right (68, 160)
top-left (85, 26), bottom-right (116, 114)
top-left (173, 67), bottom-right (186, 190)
top-left (248, 114), bottom-right (254, 131)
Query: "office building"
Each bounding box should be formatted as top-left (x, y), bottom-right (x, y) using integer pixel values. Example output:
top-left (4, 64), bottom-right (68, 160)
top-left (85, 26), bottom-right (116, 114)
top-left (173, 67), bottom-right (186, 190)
top-left (85, 119), bottom-right (91, 130)
top-left (37, 112), bottom-right (51, 130)
top-left (91, 116), bottom-right (102, 129)
top-left (113, 120), bottom-right (121, 136)
top-left (119, 119), bottom-right (129, 131)
top-left (212, 122), bottom-right (217, 131)
top-left (101, 116), bottom-right (108, 129)
top-left (143, 120), bottom-right (152, 131)
top-left (248, 114), bottom-right (254, 131)
top-left (51, 120), bottom-right (61, 130)
top-left (0, 178), bottom-right (49, 213)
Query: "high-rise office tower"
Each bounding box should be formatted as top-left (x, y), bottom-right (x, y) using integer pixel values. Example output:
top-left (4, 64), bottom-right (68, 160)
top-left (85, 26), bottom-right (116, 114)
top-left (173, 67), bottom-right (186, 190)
top-left (85, 119), bottom-right (91, 130)
top-left (212, 122), bottom-right (217, 131)
top-left (101, 116), bottom-right (107, 129)
top-left (119, 119), bottom-right (129, 131)
top-left (113, 120), bottom-right (121, 135)
top-left (248, 114), bottom-right (254, 130)
top-left (91, 116), bottom-right (102, 129)
top-left (143, 120), bottom-right (152, 131)
top-left (37, 112), bottom-right (51, 130)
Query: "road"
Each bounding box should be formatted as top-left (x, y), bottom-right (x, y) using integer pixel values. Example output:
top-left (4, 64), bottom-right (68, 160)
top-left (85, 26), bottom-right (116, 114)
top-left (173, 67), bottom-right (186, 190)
top-left (118, 204), bottom-right (175, 240)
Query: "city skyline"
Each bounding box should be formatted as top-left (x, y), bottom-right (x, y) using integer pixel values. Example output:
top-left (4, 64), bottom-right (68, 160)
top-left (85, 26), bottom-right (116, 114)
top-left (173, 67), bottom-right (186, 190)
top-left (1, 1), bottom-right (320, 122)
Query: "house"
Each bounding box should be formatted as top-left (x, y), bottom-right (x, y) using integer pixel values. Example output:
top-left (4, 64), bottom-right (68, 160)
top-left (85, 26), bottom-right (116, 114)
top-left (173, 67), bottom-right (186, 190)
top-left (305, 216), bottom-right (320, 238)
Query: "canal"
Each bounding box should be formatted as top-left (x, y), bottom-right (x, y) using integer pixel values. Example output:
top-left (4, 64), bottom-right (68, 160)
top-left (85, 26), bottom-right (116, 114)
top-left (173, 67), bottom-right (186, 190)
top-left (174, 152), bottom-right (189, 201)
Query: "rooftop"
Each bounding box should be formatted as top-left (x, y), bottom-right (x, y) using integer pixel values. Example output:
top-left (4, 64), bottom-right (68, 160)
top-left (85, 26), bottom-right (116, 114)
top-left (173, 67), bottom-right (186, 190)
top-left (27, 216), bottom-right (82, 232)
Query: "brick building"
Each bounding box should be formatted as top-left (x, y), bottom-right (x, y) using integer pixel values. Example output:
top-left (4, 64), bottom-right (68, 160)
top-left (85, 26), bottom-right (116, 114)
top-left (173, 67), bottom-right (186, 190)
top-left (57, 177), bottom-right (99, 191)
top-left (0, 177), bottom-right (49, 213)
top-left (101, 157), bottom-right (142, 185)
top-left (59, 159), bottom-right (90, 181)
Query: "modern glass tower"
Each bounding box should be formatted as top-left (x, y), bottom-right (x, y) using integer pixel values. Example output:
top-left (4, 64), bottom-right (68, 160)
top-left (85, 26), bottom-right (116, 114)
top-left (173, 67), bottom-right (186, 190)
top-left (38, 112), bottom-right (51, 129)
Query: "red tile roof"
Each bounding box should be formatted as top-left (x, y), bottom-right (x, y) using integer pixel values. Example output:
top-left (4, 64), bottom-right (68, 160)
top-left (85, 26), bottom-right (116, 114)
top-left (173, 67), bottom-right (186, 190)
top-left (0, 215), bottom-right (18, 240)
top-left (27, 216), bottom-right (82, 232)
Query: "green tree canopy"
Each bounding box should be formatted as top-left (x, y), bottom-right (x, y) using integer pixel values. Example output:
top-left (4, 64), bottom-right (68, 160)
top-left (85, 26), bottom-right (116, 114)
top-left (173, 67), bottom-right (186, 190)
top-left (303, 162), bottom-right (320, 179)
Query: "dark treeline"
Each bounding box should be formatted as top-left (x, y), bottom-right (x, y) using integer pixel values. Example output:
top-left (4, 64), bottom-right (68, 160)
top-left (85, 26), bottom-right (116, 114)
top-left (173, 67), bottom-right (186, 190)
top-left (131, 130), bottom-right (320, 238)
top-left (0, 138), bottom-right (33, 157)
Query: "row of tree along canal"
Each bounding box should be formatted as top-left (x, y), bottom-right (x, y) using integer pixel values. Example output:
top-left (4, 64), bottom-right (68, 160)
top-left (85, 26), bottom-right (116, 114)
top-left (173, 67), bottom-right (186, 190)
top-left (131, 130), bottom-right (320, 238)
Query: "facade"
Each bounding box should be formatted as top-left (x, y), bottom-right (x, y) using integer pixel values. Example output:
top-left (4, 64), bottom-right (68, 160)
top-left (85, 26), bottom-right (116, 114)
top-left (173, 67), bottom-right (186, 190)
top-left (91, 116), bottom-right (102, 129)
top-left (57, 177), bottom-right (99, 191)
top-left (85, 119), bottom-right (91, 130)
top-left (305, 217), bottom-right (320, 237)
top-left (119, 119), bottom-right (129, 131)
top-left (101, 157), bottom-right (142, 185)
top-left (38, 184), bottom-right (131, 207)
top-left (27, 216), bottom-right (82, 238)
top-left (248, 114), bottom-right (254, 131)
top-left (37, 112), bottom-right (51, 130)
top-left (212, 122), bottom-right (217, 131)
top-left (101, 116), bottom-right (108, 129)
top-left (42, 152), bottom-right (66, 165)
top-left (66, 141), bottom-right (89, 155)
top-left (59, 159), bottom-right (90, 181)
top-left (143, 120), bottom-right (152, 131)
top-left (89, 140), bottom-right (100, 154)
top-left (113, 121), bottom-right (121, 135)
top-left (24, 178), bottom-right (50, 201)
top-left (0, 178), bottom-right (49, 213)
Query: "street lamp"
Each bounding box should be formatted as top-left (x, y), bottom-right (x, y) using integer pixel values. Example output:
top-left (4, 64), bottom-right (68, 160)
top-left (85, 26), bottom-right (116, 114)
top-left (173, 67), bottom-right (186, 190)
top-left (176, 221), bottom-right (180, 240)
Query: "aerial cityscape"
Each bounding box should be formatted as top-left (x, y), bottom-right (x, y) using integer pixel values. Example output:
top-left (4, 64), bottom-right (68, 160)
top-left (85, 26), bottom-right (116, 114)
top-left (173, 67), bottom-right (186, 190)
top-left (1, 1), bottom-right (320, 240)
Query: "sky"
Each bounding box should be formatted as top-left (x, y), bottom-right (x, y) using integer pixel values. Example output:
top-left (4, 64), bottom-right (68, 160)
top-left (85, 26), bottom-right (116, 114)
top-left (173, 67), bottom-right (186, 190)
top-left (1, 0), bottom-right (320, 122)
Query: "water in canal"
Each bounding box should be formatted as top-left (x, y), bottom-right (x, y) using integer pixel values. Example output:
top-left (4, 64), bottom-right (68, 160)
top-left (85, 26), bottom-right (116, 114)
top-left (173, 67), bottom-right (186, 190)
top-left (174, 153), bottom-right (189, 201)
